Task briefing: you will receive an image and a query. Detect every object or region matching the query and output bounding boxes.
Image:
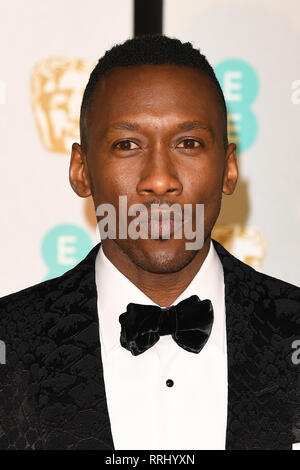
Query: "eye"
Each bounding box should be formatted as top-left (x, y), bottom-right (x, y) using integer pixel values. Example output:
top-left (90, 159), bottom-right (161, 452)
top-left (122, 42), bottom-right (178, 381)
top-left (114, 140), bottom-right (139, 151)
top-left (176, 138), bottom-right (203, 149)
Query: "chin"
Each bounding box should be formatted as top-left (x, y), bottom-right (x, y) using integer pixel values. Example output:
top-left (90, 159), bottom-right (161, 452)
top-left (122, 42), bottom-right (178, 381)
top-left (115, 238), bottom-right (199, 274)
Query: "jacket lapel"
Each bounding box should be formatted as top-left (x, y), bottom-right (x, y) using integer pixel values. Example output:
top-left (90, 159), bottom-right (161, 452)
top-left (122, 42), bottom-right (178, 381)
top-left (39, 242), bottom-right (115, 450)
top-left (212, 239), bottom-right (294, 449)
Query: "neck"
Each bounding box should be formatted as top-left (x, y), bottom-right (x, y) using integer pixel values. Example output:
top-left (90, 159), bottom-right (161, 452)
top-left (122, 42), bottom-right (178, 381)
top-left (100, 238), bottom-right (211, 307)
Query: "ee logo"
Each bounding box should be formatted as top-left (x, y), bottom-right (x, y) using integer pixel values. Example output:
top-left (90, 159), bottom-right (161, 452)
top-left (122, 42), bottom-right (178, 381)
top-left (41, 224), bottom-right (93, 280)
top-left (214, 59), bottom-right (259, 153)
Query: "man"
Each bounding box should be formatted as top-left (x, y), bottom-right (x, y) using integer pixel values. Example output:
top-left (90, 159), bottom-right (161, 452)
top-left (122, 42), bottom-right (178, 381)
top-left (0, 35), bottom-right (299, 450)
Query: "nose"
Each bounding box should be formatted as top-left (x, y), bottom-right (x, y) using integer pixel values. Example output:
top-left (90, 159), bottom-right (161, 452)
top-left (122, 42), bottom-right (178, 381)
top-left (136, 146), bottom-right (183, 197)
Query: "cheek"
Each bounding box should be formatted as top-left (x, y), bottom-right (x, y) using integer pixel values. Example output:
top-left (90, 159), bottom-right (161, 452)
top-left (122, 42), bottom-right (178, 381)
top-left (90, 159), bottom-right (137, 204)
top-left (187, 164), bottom-right (223, 202)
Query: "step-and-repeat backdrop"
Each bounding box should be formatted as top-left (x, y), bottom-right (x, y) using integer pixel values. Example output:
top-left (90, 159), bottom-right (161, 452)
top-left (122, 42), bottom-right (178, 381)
top-left (0, 0), bottom-right (299, 296)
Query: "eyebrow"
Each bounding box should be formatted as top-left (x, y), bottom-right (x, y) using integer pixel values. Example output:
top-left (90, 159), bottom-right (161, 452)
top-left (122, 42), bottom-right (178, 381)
top-left (109, 120), bottom-right (215, 136)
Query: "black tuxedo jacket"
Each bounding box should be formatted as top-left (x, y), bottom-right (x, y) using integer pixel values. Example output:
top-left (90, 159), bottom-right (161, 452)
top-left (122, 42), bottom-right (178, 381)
top-left (0, 239), bottom-right (299, 450)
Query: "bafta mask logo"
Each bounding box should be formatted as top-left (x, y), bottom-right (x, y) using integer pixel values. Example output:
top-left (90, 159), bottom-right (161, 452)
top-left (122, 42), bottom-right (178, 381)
top-left (30, 57), bottom-right (95, 154)
top-left (212, 224), bottom-right (266, 270)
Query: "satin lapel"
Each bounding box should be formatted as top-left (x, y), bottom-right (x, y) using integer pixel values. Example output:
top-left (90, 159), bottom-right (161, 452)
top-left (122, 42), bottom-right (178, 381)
top-left (212, 239), bottom-right (293, 450)
top-left (40, 242), bottom-right (115, 450)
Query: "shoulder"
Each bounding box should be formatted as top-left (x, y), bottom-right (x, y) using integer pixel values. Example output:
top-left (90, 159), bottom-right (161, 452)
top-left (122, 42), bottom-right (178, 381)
top-left (212, 238), bottom-right (300, 320)
top-left (0, 243), bottom-right (100, 323)
top-left (212, 238), bottom-right (300, 294)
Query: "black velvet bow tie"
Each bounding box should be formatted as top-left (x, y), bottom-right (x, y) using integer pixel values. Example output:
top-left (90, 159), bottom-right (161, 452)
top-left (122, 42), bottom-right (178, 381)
top-left (119, 295), bottom-right (214, 356)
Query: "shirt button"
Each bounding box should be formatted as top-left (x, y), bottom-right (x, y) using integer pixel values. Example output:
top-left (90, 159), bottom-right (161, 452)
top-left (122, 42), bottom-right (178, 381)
top-left (166, 379), bottom-right (174, 387)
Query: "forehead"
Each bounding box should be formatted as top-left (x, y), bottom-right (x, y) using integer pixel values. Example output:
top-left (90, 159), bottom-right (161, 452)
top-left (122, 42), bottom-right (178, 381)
top-left (88, 64), bottom-right (223, 133)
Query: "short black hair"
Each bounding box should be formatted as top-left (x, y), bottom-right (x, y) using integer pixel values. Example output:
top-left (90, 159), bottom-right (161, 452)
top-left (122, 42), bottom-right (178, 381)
top-left (80, 34), bottom-right (228, 151)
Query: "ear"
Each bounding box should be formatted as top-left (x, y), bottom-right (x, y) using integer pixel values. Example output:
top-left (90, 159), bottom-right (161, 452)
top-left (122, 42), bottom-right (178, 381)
top-left (69, 143), bottom-right (92, 197)
top-left (222, 142), bottom-right (238, 195)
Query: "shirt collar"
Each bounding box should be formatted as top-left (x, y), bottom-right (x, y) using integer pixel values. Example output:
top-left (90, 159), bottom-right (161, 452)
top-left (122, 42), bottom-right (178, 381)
top-left (95, 239), bottom-right (225, 357)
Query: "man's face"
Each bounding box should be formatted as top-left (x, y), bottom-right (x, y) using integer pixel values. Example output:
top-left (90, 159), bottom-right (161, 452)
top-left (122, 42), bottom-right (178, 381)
top-left (70, 64), bottom-right (238, 273)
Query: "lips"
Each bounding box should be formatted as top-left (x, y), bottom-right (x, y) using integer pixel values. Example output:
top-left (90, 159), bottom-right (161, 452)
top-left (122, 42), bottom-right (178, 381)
top-left (137, 208), bottom-right (184, 238)
top-left (149, 214), bottom-right (175, 238)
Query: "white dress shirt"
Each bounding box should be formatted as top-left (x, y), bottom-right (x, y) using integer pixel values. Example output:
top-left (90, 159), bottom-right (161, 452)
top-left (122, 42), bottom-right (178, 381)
top-left (95, 239), bottom-right (228, 450)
